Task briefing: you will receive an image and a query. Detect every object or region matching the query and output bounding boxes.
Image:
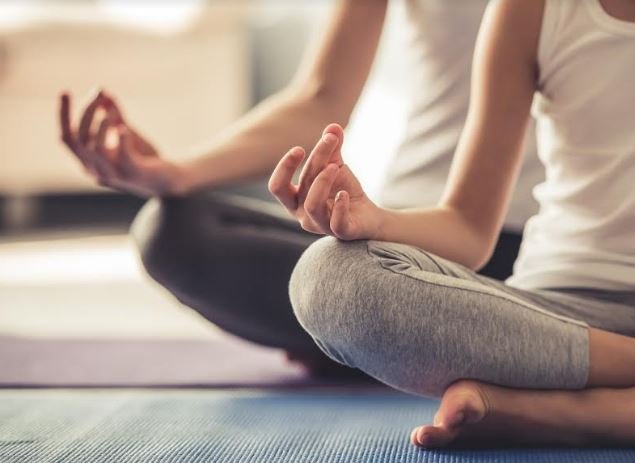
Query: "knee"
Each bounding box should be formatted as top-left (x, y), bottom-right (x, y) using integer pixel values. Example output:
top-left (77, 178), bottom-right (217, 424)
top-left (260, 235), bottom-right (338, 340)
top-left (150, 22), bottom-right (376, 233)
top-left (130, 197), bottom-right (205, 288)
top-left (289, 238), bottom-right (444, 340)
top-left (289, 237), bottom-right (376, 365)
top-left (290, 238), bottom-right (464, 395)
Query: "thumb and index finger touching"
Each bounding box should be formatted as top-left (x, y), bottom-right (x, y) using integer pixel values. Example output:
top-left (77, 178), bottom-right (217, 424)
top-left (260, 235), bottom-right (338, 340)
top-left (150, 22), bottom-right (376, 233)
top-left (59, 89), bottom-right (126, 140)
top-left (270, 123), bottom-right (346, 213)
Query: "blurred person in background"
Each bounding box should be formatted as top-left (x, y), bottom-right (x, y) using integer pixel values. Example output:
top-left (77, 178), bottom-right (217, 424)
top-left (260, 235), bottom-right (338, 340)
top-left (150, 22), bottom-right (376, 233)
top-left (59, 0), bottom-right (542, 376)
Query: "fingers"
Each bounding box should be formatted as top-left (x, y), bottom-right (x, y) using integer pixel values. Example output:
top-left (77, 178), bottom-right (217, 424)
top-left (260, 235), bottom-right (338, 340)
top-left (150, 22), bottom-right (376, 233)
top-left (303, 163), bottom-right (339, 233)
top-left (322, 122), bottom-right (345, 164)
top-left (60, 92), bottom-right (96, 172)
top-left (117, 127), bottom-right (139, 176)
top-left (101, 94), bottom-right (159, 158)
top-left (59, 93), bottom-right (77, 150)
top-left (100, 93), bottom-right (125, 125)
top-left (95, 116), bottom-right (112, 157)
top-left (91, 118), bottom-right (118, 183)
top-left (269, 147), bottom-right (305, 212)
top-left (297, 129), bottom-right (340, 201)
top-left (88, 112), bottom-right (136, 186)
top-left (271, 123), bottom-right (346, 234)
top-left (78, 90), bottom-right (105, 146)
top-left (59, 89), bottom-right (129, 187)
top-left (330, 190), bottom-right (352, 238)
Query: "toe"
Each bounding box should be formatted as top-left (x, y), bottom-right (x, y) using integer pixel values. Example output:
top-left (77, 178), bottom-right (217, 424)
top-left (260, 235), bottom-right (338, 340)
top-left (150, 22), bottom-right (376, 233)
top-left (412, 382), bottom-right (492, 449)
top-left (437, 381), bottom-right (488, 428)
top-left (410, 427), bottom-right (420, 446)
top-left (413, 425), bottom-right (457, 448)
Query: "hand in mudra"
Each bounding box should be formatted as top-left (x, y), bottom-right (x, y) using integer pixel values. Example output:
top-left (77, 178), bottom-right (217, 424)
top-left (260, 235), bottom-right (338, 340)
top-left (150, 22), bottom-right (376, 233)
top-left (268, 123), bottom-right (383, 240)
top-left (59, 90), bottom-right (185, 197)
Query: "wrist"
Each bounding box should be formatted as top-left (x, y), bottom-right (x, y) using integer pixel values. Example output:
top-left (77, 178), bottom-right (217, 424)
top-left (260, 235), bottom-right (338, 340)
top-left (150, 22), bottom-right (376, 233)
top-left (165, 161), bottom-right (195, 196)
top-left (370, 205), bottom-right (394, 242)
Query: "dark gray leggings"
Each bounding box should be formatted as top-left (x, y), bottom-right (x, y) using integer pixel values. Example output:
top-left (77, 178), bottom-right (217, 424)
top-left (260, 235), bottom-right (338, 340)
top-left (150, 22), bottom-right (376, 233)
top-left (130, 190), bottom-right (523, 365)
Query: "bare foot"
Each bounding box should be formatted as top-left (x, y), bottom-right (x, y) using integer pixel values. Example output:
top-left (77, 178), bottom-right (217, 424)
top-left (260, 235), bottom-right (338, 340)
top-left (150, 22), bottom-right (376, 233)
top-left (411, 380), bottom-right (635, 448)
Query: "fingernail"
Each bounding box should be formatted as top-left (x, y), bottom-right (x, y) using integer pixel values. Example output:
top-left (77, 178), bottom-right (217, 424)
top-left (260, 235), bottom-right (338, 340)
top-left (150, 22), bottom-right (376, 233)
top-left (322, 133), bottom-right (337, 144)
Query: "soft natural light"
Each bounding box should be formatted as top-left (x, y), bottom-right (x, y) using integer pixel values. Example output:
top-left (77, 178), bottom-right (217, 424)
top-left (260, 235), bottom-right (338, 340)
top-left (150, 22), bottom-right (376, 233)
top-left (341, 1), bottom-right (408, 202)
top-left (0, 0), bottom-right (204, 34)
top-left (99, 0), bottom-right (204, 34)
top-left (343, 85), bottom-right (406, 202)
top-left (0, 235), bottom-right (142, 286)
top-left (0, 233), bottom-right (222, 339)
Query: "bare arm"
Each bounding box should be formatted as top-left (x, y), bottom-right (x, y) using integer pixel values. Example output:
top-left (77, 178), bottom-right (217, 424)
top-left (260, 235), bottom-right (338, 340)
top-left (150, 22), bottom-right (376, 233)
top-left (269, 0), bottom-right (544, 270)
top-left (181, 0), bottom-right (388, 192)
top-left (377, 0), bottom-right (544, 269)
top-left (60, 0), bottom-right (388, 196)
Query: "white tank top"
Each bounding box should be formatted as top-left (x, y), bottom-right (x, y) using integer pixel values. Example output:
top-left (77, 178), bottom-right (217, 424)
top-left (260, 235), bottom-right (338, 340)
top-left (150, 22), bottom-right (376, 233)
top-left (508, 0), bottom-right (635, 290)
top-left (378, 0), bottom-right (544, 231)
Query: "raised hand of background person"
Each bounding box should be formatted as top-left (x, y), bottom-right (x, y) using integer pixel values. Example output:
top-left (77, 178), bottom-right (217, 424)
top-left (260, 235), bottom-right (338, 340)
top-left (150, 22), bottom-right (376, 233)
top-left (59, 90), bottom-right (188, 197)
top-left (268, 123), bottom-right (385, 241)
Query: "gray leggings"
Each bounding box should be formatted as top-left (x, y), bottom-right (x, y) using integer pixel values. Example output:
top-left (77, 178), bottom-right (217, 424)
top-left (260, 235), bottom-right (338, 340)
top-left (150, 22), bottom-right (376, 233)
top-left (131, 190), bottom-right (522, 363)
top-left (290, 237), bottom-right (635, 397)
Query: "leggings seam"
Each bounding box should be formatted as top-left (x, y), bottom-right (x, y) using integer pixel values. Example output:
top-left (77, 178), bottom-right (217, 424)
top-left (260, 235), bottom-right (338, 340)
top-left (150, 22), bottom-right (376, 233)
top-left (365, 242), bottom-right (588, 329)
top-left (416, 249), bottom-right (447, 274)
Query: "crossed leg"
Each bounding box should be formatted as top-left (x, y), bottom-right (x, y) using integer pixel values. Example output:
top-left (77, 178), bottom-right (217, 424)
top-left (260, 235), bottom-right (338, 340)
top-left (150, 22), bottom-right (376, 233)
top-left (290, 237), bottom-right (635, 447)
top-left (414, 328), bottom-right (635, 447)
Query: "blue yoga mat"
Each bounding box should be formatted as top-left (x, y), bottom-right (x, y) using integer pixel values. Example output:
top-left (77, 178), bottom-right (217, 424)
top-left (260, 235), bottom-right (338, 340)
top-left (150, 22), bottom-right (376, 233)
top-left (0, 389), bottom-right (633, 462)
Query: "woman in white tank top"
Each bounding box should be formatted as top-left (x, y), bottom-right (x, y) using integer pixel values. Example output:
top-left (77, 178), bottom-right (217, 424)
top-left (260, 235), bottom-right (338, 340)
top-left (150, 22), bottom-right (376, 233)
top-left (271, 0), bottom-right (635, 449)
top-left (509, 0), bottom-right (635, 290)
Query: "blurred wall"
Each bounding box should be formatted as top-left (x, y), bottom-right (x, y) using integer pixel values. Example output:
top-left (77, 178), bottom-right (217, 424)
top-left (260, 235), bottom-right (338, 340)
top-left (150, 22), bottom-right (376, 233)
top-left (0, 2), bottom-right (251, 195)
top-left (0, 0), bottom-right (408, 203)
top-left (248, 2), bottom-right (329, 103)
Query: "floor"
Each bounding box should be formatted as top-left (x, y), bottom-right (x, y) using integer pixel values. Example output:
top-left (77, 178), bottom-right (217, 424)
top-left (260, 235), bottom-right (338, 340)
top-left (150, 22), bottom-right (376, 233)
top-left (0, 229), bottom-right (221, 340)
top-left (3, 228), bottom-right (635, 461)
top-left (0, 227), bottom-right (316, 388)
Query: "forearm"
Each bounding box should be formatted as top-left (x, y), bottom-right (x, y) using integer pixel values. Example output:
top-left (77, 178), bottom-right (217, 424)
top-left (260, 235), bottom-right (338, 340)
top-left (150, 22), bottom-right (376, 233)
top-left (369, 0), bottom-right (543, 270)
top-left (172, 0), bottom-right (388, 195)
top-left (375, 206), bottom-right (495, 270)
top-left (176, 85), bottom-right (348, 194)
